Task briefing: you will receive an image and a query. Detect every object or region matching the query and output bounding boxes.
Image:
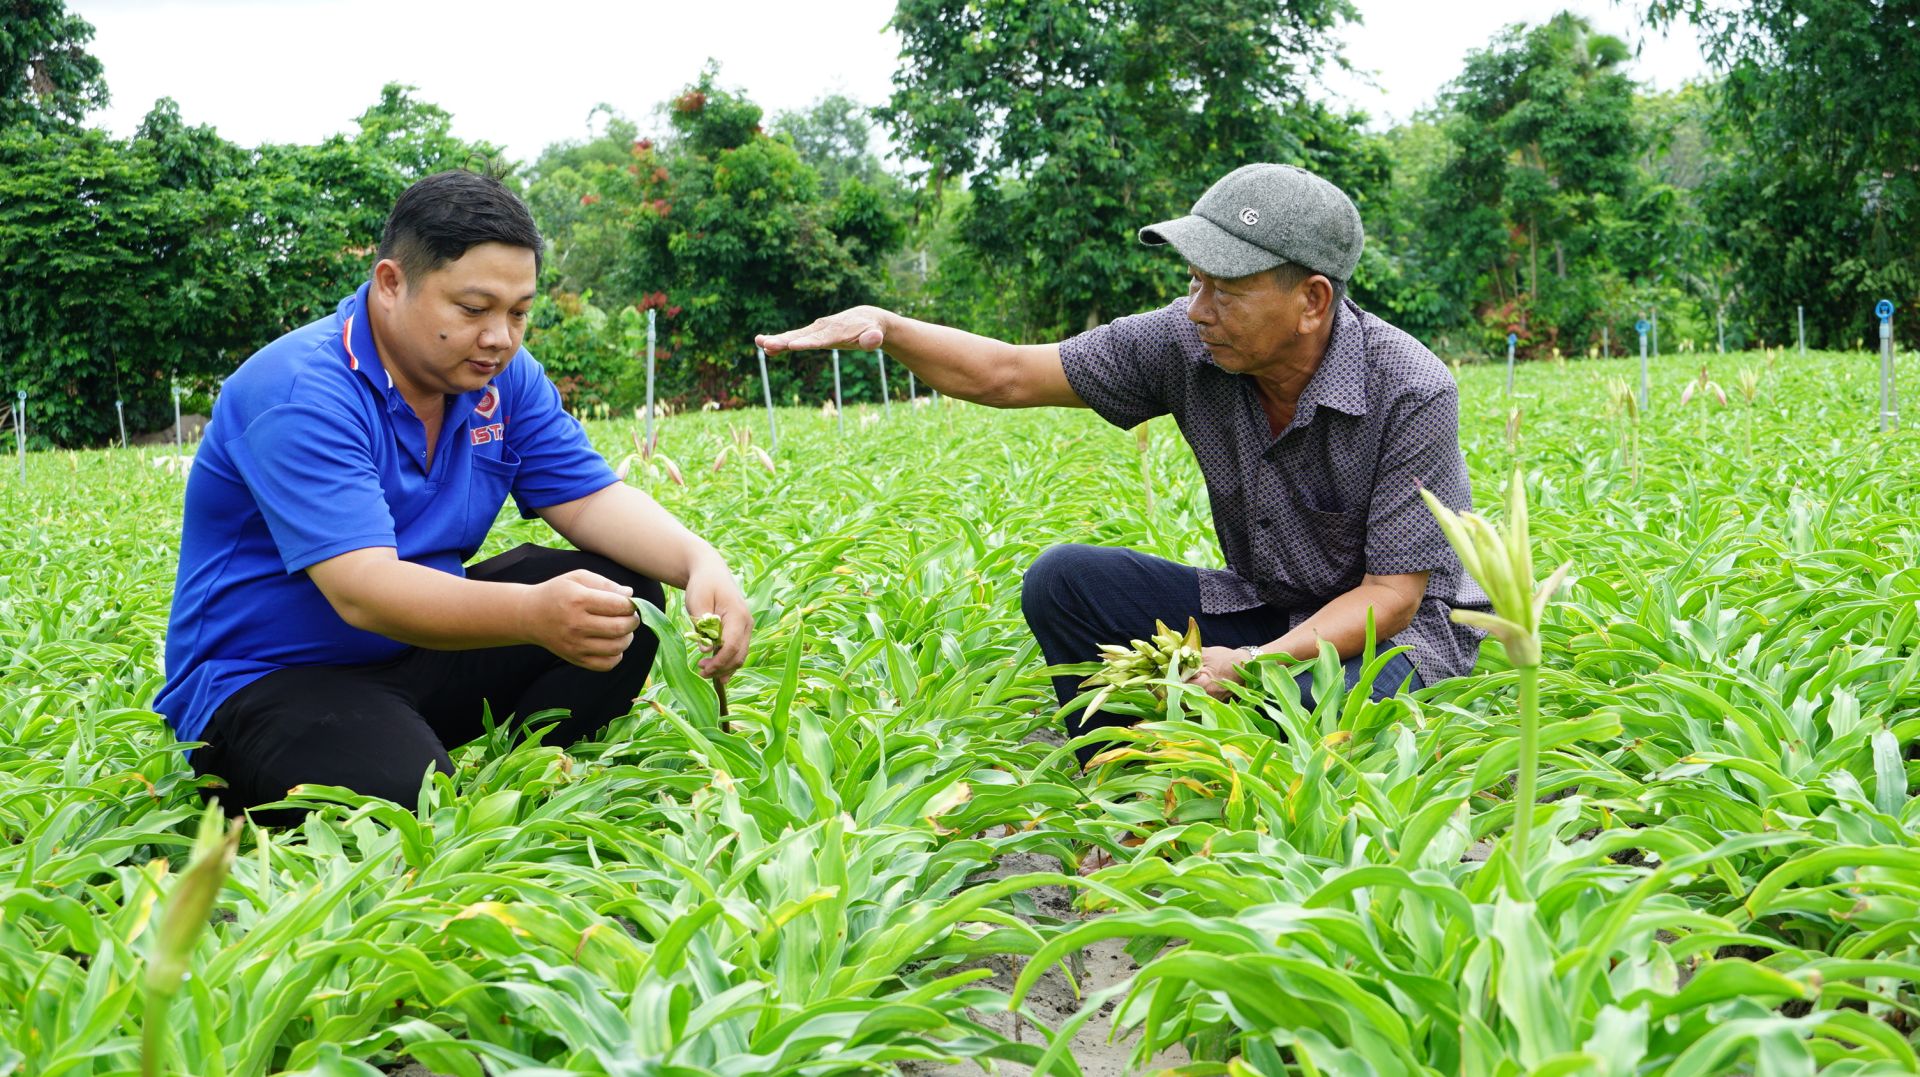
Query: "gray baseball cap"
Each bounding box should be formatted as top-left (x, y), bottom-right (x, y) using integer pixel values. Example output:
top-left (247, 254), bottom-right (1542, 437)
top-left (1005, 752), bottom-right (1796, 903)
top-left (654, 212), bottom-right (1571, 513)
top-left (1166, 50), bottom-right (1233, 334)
top-left (1139, 163), bottom-right (1363, 283)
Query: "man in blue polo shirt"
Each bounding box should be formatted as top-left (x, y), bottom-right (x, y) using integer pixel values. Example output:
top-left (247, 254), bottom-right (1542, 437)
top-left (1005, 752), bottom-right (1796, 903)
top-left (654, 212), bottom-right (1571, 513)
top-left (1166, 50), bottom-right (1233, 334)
top-left (157, 170), bottom-right (750, 820)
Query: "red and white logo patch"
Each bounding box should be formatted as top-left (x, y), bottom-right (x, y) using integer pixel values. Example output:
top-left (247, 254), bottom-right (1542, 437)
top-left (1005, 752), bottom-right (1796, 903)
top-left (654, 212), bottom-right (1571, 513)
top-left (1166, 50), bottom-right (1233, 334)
top-left (474, 385), bottom-right (499, 419)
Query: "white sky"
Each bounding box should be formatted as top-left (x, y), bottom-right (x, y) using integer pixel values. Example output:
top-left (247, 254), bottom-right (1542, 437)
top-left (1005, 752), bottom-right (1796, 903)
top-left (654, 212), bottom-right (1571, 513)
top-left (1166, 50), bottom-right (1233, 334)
top-left (71, 0), bottom-right (1709, 165)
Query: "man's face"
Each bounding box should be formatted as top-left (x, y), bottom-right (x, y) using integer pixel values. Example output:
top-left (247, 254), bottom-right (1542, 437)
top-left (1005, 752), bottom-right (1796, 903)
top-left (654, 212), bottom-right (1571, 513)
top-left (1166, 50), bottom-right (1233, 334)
top-left (371, 241), bottom-right (538, 402)
top-left (1184, 265), bottom-right (1321, 375)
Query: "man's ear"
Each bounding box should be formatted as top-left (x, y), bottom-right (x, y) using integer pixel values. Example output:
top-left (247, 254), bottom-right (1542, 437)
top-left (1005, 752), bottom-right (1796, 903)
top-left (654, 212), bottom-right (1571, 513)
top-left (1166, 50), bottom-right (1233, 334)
top-left (1300, 274), bottom-right (1337, 331)
top-left (370, 258), bottom-right (408, 305)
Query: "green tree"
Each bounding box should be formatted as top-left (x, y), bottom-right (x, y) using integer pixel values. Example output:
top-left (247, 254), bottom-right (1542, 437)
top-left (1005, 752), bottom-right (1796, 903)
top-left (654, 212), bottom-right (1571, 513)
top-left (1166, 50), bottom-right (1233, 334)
top-left (1419, 12), bottom-right (1642, 353)
top-left (2, 119), bottom-right (177, 445)
top-left (773, 94), bottom-right (887, 196)
top-left (531, 104), bottom-right (643, 176)
top-left (348, 82), bottom-right (510, 181)
top-left (1616, 85), bottom-right (1725, 350)
top-left (883, 0), bottom-right (1370, 341)
top-left (1648, 0), bottom-right (1920, 345)
top-left (523, 290), bottom-right (623, 411)
top-left (526, 66), bottom-right (903, 404)
top-left (1345, 118), bottom-right (1458, 346)
top-left (0, 0), bottom-right (107, 131)
top-left (0, 86), bottom-right (502, 446)
top-left (523, 106), bottom-right (650, 305)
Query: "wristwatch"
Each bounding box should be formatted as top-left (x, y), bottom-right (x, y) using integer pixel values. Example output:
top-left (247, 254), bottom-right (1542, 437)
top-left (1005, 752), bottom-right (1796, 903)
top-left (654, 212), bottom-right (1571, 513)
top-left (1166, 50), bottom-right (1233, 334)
top-left (1239, 645), bottom-right (1264, 662)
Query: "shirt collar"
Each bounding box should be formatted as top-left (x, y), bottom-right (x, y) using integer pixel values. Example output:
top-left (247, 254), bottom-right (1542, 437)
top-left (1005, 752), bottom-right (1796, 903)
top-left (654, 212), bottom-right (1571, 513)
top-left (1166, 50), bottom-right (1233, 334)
top-left (1294, 299), bottom-right (1370, 421)
top-left (340, 283), bottom-right (397, 396)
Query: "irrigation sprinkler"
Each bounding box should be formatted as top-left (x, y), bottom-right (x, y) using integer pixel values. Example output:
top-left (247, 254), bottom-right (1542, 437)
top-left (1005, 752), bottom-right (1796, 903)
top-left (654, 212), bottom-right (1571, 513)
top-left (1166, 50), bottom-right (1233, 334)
top-left (876, 350), bottom-right (891, 417)
top-left (1798, 305), bottom-right (1806, 355)
top-left (1602, 325), bottom-right (1609, 358)
top-left (171, 380), bottom-right (183, 455)
top-left (756, 346), bottom-right (778, 449)
top-left (907, 368), bottom-right (916, 402)
top-left (14, 390), bottom-right (23, 481)
top-left (1878, 300), bottom-right (1897, 433)
top-left (830, 348), bottom-right (844, 436)
top-left (1717, 308), bottom-right (1725, 354)
top-left (643, 308), bottom-right (657, 446)
top-left (1505, 332), bottom-right (1517, 395)
top-left (1652, 310), bottom-right (1660, 358)
top-left (1636, 319), bottom-right (1650, 411)
top-left (115, 398), bottom-right (127, 449)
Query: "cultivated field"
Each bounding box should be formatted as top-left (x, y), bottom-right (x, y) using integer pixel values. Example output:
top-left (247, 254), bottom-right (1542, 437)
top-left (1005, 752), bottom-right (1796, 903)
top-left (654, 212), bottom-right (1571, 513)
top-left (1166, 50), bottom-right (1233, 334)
top-left (2, 348), bottom-right (1918, 1075)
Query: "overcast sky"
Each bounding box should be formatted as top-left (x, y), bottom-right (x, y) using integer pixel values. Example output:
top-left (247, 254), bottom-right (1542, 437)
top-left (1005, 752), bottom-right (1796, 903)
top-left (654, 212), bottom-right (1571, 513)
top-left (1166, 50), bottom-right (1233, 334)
top-left (71, 0), bottom-right (1709, 165)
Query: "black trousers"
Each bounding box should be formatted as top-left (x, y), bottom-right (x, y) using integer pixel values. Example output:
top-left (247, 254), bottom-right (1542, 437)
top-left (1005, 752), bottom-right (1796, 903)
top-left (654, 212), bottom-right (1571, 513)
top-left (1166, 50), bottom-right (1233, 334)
top-left (192, 543), bottom-right (663, 821)
top-left (1020, 543), bottom-right (1421, 763)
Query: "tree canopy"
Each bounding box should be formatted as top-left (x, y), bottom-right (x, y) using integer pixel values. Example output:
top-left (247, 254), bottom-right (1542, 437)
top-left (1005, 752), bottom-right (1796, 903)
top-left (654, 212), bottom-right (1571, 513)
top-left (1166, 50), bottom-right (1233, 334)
top-left (883, 0), bottom-right (1374, 339)
top-left (1648, 0), bottom-right (1920, 345)
top-left (1398, 13), bottom-right (1644, 352)
top-left (523, 65), bottom-right (905, 406)
top-left (0, 82), bottom-right (499, 445)
top-left (0, 0), bottom-right (107, 130)
top-left (4, 0), bottom-right (1916, 445)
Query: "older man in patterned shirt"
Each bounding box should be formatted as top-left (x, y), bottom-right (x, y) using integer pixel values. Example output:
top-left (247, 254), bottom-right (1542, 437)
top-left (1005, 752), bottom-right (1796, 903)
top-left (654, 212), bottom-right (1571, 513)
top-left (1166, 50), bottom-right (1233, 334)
top-left (759, 164), bottom-right (1485, 755)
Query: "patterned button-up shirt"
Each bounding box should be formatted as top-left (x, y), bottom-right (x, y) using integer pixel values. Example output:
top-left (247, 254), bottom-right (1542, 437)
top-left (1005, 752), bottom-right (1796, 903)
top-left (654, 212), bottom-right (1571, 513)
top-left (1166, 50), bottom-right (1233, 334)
top-left (1057, 296), bottom-right (1488, 685)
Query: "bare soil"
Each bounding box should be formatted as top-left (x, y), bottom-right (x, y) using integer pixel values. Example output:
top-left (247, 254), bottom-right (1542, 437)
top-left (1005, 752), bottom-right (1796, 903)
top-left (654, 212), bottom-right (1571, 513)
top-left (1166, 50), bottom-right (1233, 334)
top-left (899, 851), bottom-right (1188, 1077)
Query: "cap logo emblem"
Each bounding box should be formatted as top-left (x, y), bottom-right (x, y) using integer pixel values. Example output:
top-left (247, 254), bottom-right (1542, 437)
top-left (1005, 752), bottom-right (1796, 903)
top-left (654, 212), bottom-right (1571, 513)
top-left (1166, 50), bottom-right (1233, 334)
top-left (1239, 208), bottom-right (1260, 227)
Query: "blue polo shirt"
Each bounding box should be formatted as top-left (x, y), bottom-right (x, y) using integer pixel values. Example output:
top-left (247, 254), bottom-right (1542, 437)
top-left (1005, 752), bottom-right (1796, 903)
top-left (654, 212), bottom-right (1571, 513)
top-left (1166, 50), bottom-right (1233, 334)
top-left (156, 283), bottom-right (618, 747)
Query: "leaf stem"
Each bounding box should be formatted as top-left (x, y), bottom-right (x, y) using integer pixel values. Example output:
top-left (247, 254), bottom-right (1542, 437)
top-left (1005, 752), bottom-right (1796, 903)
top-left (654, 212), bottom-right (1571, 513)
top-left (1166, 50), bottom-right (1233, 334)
top-left (142, 1013), bottom-right (162, 1077)
top-left (1512, 662), bottom-right (1540, 892)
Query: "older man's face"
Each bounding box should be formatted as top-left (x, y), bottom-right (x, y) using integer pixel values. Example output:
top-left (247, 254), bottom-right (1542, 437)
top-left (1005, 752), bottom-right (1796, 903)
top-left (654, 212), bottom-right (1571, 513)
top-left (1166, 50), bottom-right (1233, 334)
top-left (1184, 265), bottom-right (1327, 375)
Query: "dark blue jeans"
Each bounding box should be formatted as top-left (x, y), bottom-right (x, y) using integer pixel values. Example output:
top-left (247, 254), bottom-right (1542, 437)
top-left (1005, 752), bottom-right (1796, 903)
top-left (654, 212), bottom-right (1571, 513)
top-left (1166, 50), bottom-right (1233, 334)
top-left (1021, 544), bottom-right (1421, 760)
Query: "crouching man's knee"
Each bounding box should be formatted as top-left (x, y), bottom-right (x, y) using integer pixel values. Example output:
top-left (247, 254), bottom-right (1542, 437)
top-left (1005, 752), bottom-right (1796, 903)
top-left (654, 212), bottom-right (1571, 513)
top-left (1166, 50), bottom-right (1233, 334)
top-left (1021, 543), bottom-right (1101, 628)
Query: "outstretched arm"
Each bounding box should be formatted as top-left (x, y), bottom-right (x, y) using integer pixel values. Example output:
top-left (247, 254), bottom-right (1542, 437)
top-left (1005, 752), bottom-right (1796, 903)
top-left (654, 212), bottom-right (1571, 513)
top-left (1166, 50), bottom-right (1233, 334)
top-left (756, 306), bottom-right (1085, 409)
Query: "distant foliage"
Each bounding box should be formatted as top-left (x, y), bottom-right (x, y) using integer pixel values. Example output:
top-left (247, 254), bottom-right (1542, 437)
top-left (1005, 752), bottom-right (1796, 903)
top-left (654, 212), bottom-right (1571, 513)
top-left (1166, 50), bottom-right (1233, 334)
top-left (525, 66), bottom-right (907, 407)
top-left (5, 0), bottom-right (1915, 434)
top-left (1430, 14), bottom-right (1640, 353)
top-left (883, 0), bottom-right (1378, 341)
top-left (0, 83), bottom-right (504, 446)
top-left (1649, 0), bottom-right (1920, 346)
top-left (0, 0), bottom-right (107, 131)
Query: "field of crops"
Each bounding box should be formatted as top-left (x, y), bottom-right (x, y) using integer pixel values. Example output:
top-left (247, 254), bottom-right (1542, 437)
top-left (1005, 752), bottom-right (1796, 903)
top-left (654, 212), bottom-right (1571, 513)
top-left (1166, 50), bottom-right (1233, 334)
top-left (2, 347), bottom-right (1919, 1075)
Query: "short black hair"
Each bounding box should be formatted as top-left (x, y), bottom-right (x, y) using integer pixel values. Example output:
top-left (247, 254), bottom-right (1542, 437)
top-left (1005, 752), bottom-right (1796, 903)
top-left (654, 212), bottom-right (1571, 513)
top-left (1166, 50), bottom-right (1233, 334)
top-left (377, 170), bottom-right (543, 284)
top-left (1271, 261), bottom-right (1347, 308)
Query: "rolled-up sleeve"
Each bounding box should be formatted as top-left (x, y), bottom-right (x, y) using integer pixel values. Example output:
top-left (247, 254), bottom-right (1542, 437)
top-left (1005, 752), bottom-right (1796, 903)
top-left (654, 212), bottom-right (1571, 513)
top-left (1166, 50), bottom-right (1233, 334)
top-left (1366, 386), bottom-right (1469, 576)
top-left (1057, 303), bottom-right (1186, 430)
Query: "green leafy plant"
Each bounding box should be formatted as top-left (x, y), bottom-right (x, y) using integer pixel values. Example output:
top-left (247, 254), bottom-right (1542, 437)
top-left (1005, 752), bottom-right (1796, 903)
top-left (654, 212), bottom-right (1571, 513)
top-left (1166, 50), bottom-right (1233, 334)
top-left (3, 349), bottom-right (1919, 1073)
top-left (142, 810), bottom-right (243, 1077)
top-left (1422, 469), bottom-right (1572, 883)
